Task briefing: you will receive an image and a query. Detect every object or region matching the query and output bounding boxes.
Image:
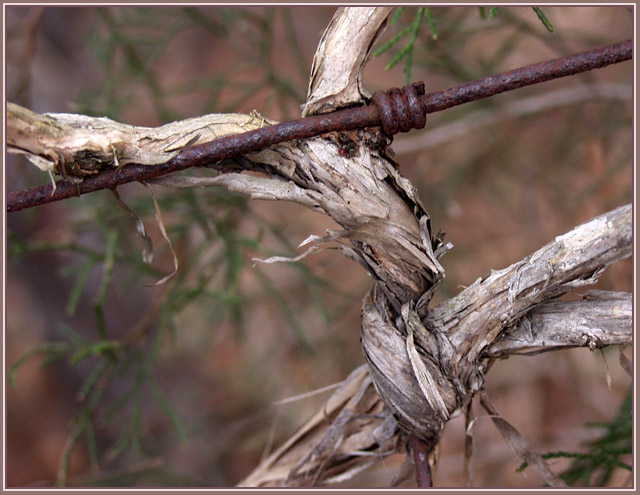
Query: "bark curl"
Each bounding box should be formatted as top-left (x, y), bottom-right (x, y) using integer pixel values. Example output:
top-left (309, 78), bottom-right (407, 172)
top-left (361, 283), bottom-right (483, 444)
top-left (5, 6), bottom-right (632, 486)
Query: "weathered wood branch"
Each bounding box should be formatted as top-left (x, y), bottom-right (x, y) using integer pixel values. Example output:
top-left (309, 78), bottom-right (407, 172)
top-left (487, 290), bottom-right (632, 357)
top-left (7, 102), bottom-right (277, 179)
top-left (241, 204), bottom-right (632, 487)
top-left (5, 6), bottom-right (632, 488)
top-left (302, 6), bottom-right (394, 116)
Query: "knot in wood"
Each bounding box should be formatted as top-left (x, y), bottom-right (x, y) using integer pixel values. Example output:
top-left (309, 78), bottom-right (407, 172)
top-left (371, 82), bottom-right (427, 137)
top-left (361, 283), bottom-right (484, 444)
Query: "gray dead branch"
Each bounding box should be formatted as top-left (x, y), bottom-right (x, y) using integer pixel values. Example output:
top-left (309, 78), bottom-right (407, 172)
top-left (241, 205), bottom-right (631, 487)
top-left (487, 290), bottom-right (632, 357)
top-left (6, 6), bottom-right (632, 488)
top-left (7, 101), bottom-right (274, 178)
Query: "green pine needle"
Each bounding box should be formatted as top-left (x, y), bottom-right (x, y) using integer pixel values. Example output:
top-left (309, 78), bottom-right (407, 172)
top-left (484, 6), bottom-right (554, 33)
top-left (374, 7), bottom-right (427, 84)
top-left (66, 258), bottom-right (96, 316)
top-left (533, 7), bottom-right (555, 32)
top-left (390, 6), bottom-right (404, 26)
top-left (146, 376), bottom-right (188, 443)
top-left (373, 24), bottom-right (413, 58)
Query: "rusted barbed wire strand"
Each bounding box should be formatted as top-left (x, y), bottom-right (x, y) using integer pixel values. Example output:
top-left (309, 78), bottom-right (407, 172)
top-left (6, 39), bottom-right (632, 213)
top-left (409, 435), bottom-right (433, 488)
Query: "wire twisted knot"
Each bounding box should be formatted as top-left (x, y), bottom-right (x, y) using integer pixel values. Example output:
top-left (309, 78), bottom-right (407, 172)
top-left (371, 81), bottom-right (428, 136)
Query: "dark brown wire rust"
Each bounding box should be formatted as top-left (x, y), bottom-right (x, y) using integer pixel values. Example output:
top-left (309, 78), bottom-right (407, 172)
top-left (372, 82), bottom-right (428, 136)
top-left (7, 39), bottom-right (632, 213)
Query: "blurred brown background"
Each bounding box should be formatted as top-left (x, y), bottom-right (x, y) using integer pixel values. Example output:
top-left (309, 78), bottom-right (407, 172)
top-left (5, 6), bottom-right (633, 488)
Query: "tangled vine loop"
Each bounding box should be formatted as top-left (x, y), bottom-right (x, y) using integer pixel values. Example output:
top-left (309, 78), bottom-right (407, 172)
top-left (361, 283), bottom-right (484, 443)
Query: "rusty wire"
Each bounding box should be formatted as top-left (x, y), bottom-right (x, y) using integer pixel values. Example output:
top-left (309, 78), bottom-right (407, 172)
top-left (6, 39), bottom-right (632, 213)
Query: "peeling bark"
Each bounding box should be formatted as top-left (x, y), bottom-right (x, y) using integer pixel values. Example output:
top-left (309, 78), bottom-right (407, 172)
top-left (5, 6), bottom-right (632, 488)
top-left (240, 206), bottom-right (631, 487)
top-left (302, 7), bottom-right (394, 116)
top-left (487, 290), bottom-right (632, 357)
top-left (7, 102), bottom-right (275, 177)
top-left (361, 204), bottom-right (631, 449)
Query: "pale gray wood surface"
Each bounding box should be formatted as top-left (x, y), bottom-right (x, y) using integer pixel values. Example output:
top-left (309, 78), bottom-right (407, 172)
top-left (6, 7), bottom-right (632, 487)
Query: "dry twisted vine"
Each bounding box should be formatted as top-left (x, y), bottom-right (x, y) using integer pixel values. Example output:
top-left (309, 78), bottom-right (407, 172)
top-left (6, 6), bottom-right (633, 488)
